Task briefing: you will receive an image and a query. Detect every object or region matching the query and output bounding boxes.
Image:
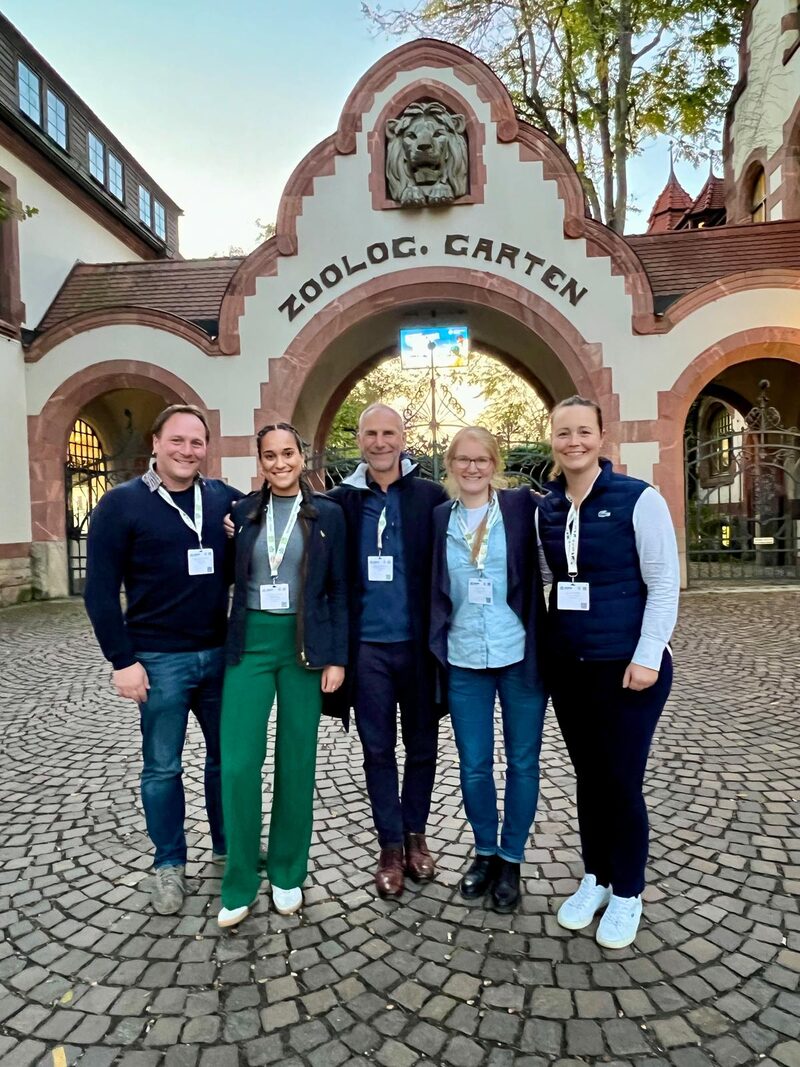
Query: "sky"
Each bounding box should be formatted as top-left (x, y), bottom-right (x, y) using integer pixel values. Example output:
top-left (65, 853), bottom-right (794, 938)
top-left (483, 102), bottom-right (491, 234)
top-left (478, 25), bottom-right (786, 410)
top-left (7, 0), bottom-right (718, 258)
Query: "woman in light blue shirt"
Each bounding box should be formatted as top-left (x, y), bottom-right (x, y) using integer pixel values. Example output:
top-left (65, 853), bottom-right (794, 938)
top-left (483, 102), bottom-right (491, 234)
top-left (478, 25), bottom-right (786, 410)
top-left (430, 427), bottom-right (548, 912)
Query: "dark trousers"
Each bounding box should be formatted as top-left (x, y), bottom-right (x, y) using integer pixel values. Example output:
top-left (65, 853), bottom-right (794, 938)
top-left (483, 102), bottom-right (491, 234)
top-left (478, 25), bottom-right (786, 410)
top-left (354, 641), bottom-right (439, 847)
top-left (550, 650), bottom-right (673, 897)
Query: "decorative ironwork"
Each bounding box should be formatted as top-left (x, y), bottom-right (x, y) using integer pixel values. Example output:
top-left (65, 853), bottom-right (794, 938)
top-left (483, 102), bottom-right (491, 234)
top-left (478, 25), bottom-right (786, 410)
top-left (684, 381), bottom-right (800, 583)
top-left (64, 413), bottom-right (144, 594)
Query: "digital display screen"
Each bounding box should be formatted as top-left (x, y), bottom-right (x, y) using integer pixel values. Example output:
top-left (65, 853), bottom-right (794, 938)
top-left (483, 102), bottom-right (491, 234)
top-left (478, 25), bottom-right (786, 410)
top-left (399, 325), bottom-right (469, 369)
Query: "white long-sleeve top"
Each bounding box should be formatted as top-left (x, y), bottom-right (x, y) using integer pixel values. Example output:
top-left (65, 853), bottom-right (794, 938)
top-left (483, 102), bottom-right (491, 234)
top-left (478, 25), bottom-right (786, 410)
top-left (536, 486), bottom-right (679, 670)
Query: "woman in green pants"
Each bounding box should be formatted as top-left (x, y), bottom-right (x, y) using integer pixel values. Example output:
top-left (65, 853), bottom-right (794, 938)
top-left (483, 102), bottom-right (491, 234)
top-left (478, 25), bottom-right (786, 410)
top-left (217, 423), bottom-right (347, 928)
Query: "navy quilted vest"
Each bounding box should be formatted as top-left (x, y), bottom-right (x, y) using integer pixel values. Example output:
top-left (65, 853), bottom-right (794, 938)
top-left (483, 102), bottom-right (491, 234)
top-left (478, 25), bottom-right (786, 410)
top-left (538, 459), bottom-right (648, 660)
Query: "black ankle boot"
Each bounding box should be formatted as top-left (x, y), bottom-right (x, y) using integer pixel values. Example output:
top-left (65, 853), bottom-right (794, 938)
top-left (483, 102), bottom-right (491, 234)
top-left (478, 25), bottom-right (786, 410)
top-left (491, 860), bottom-right (521, 913)
top-left (459, 854), bottom-right (499, 899)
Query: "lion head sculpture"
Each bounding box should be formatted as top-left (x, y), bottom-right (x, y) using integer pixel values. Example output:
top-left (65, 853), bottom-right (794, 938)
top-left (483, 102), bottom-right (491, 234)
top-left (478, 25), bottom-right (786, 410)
top-left (386, 102), bottom-right (468, 207)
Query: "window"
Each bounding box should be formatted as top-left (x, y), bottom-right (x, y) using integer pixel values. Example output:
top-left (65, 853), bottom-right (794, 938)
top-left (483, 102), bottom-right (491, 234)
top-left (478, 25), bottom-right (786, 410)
top-left (138, 185), bottom-right (152, 226)
top-left (708, 406), bottom-right (734, 477)
top-left (18, 61), bottom-right (41, 124)
top-left (46, 90), bottom-right (67, 149)
top-left (750, 168), bottom-right (767, 223)
top-left (153, 200), bottom-right (166, 240)
top-left (108, 153), bottom-right (124, 201)
top-left (88, 132), bottom-right (105, 183)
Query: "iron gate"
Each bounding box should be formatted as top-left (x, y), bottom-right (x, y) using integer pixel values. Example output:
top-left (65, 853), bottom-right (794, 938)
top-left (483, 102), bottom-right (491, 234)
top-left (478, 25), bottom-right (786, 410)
top-left (685, 383), bottom-right (800, 583)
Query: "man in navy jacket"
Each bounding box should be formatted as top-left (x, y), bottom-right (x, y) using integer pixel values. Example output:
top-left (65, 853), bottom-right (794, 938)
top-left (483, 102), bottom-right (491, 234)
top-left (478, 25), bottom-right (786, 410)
top-left (84, 405), bottom-right (241, 916)
top-left (329, 405), bottom-right (448, 898)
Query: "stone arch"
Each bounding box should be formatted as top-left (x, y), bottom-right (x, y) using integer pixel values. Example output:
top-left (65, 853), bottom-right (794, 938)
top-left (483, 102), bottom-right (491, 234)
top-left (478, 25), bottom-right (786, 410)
top-left (29, 361), bottom-right (221, 545)
top-left (250, 267), bottom-right (616, 457)
top-left (652, 329), bottom-right (800, 576)
top-left (217, 37), bottom-right (656, 356)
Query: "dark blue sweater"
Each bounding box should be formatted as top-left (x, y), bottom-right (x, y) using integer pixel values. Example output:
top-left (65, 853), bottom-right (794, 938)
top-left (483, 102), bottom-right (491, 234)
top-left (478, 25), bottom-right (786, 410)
top-left (84, 475), bottom-right (241, 669)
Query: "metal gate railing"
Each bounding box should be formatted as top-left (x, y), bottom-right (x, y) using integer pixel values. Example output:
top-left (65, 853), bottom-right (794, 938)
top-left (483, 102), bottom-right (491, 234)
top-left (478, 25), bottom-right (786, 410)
top-left (685, 382), bottom-right (800, 583)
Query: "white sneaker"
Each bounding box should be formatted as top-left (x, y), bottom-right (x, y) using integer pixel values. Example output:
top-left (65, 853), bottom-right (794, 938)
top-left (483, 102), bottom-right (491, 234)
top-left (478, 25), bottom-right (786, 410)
top-left (217, 903), bottom-right (251, 929)
top-left (272, 885), bottom-right (302, 915)
top-left (557, 874), bottom-right (612, 930)
top-left (596, 893), bottom-right (643, 949)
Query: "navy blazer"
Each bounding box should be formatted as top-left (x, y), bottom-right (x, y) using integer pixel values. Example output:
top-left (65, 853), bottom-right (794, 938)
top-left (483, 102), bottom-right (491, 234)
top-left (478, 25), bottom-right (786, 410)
top-left (430, 486), bottom-right (548, 689)
top-left (225, 489), bottom-right (348, 683)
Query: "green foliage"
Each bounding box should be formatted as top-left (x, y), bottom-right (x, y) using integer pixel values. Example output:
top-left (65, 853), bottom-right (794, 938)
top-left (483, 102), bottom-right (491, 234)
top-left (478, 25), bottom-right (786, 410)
top-left (0, 193), bottom-right (37, 223)
top-left (363, 0), bottom-right (748, 231)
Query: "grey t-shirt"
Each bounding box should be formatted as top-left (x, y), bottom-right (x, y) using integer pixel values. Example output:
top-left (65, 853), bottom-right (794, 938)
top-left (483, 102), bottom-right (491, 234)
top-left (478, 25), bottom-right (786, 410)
top-left (246, 494), bottom-right (304, 614)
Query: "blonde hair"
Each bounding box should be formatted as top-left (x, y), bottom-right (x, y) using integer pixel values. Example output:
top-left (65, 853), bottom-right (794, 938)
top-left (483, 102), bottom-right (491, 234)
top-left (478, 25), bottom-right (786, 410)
top-left (444, 426), bottom-right (506, 498)
top-left (549, 396), bottom-right (604, 480)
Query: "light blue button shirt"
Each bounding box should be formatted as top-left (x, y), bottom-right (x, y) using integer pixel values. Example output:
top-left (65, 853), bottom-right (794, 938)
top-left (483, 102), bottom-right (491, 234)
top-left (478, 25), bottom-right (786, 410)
top-left (446, 503), bottom-right (526, 669)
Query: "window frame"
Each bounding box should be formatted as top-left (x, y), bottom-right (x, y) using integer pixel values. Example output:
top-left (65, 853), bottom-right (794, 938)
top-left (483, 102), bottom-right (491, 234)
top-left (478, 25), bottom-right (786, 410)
top-left (45, 88), bottom-right (68, 150)
top-left (88, 131), bottom-right (106, 185)
top-left (153, 199), bottom-right (166, 240)
top-left (138, 184), bottom-right (152, 228)
top-left (107, 152), bottom-right (125, 203)
top-left (750, 167), bottom-right (767, 223)
top-left (17, 60), bottom-right (42, 125)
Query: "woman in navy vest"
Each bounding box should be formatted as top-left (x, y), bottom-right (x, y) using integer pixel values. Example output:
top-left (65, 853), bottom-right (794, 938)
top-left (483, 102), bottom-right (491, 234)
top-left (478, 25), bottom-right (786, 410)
top-left (217, 423), bottom-right (347, 929)
top-left (430, 426), bottom-right (547, 912)
top-left (537, 396), bottom-right (679, 948)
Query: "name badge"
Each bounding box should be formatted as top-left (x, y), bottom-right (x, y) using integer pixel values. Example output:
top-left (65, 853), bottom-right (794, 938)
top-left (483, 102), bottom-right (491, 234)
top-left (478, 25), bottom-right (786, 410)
top-left (187, 548), bottom-right (214, 575)
top-left (260, 583), bottom-right (290, 610)
top-left (368, 555), bottom-right (394, 582)
top-left (557, 581), bottom-right (590, 611)
top-left (468, 577), bottom-right (493, 605)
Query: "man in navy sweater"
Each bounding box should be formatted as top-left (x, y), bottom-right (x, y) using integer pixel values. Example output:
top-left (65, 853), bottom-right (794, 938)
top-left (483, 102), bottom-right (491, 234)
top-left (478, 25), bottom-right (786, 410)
top-left (84, 405), bottom-right (241, 915)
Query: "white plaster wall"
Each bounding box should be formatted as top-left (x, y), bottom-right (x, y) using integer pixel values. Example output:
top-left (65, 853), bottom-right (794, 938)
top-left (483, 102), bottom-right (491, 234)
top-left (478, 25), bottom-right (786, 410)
top-left (731, 0), bottom-right (800, 178)
top-left (0, 145), bottom-right (141, 330)
top-left (221, 457), bottom-right (256, 493)
top-left (235, 65), bottom-right (637, 438)
top-left (620, 442), bottom-right (662, 488)
top-left (0, 335), bottom-right (33, 543)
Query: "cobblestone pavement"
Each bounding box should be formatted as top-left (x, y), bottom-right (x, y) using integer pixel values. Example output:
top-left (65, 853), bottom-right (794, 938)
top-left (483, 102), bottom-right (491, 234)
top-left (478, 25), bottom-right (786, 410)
top-left (0, 593), bottom-right (798, 1067)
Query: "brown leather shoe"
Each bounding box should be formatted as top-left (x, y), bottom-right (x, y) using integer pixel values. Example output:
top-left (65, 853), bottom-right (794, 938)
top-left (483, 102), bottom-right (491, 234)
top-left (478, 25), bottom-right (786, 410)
top-left (404, 833), bottom-right (436, 883)
top-left (375, 847), bottom-right (404, 898)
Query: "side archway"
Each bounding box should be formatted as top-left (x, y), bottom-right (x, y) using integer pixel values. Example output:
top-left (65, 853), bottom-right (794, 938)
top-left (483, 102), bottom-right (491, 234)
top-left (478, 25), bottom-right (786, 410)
top-left (29, 361), bottom-right (221, 547)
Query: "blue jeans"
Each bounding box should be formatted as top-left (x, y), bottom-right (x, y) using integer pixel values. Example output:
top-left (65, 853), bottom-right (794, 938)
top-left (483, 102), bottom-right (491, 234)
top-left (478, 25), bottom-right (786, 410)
top-left (448, 661), bottom-right (547, 863)
top-left (137, 647), bottom-right (226, 869)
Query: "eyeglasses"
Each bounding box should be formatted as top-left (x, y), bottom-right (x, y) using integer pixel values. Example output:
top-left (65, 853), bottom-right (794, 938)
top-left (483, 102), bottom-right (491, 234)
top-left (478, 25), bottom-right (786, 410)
top-left (452, 456), bottom-right (493, 471)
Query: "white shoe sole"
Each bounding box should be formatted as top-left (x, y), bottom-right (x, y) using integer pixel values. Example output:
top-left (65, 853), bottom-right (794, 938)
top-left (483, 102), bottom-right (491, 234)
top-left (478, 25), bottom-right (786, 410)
top-left (273, 897), bottom-right (302, 916)
top-left (596, 929), bottom-right (638, 949)
top-left (217, 904), bottom-right (253, 929)
top-left (557, 896), bottom-right (611, 931)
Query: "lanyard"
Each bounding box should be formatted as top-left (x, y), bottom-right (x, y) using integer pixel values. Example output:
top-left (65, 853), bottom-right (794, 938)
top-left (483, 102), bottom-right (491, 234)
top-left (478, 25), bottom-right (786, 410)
top-left (156, 482), bottom-right (203, 548)
top-left (376, 507), bottom-right (388, 554)
top-left (454, 494), bottom-right (500, 572)
top-left (564, 504), bottom-right (579, 579)
top-left (266, 493), bottom-right (301, 583)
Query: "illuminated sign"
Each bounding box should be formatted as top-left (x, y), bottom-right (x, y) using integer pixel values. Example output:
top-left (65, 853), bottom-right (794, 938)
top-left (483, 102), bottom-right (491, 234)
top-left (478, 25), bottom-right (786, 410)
top-left (399, 325), bottom-right (469, 369)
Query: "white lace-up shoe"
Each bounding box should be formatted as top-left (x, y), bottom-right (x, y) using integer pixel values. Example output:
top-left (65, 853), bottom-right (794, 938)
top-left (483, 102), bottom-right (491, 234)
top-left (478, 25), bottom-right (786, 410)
top-left (217, 903), bottom-right (252, 929)
top-left (556, 874), bottom-right (612, 930)
top-left (596, 893), bottom-right (643, 949)
top-left (272, 885), bottom-right (303, 915)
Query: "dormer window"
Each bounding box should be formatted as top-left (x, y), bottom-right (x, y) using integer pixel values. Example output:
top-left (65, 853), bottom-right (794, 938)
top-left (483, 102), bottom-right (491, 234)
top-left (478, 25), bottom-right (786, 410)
top-left (18, 61), bottom-right (41, 124)
top-left (46, 90), bottom-right (67, 149)
top-left (750, 168), bottom-right (767, 222)
top-left (88, 132), bottom-right (105, 184)
top-left (138, 185), bottom-right (152, 226)
top-left (108, 153), bottom-right (124, 201)
top-left (154, 200), bottom-right (166, 240)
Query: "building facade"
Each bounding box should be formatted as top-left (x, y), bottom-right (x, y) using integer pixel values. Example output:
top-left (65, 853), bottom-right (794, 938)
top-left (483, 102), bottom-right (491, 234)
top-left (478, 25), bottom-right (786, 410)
top-left (1, 1), bottom-right (798, 605)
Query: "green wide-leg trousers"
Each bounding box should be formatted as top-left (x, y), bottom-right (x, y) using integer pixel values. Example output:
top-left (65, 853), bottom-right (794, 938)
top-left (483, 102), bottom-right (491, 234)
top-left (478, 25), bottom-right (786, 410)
top-left (220, 612), bottom-right (322, 909)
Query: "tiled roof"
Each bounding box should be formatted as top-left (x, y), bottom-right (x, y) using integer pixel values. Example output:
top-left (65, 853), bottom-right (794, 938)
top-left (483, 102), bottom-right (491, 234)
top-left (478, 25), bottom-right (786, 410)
top-left (687, 174), bottom-right (726, 214)
top-left (646, 172), bottom-right (693, 234)
top-left (36, 258), bottom-right (244, 334)
top-left (628, 219), bottom-right (800, 310)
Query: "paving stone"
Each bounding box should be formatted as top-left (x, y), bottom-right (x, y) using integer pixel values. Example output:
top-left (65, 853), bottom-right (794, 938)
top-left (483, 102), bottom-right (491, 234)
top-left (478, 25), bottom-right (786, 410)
top-left (442, 1034), bottom-right (484, 1067)
top-left (1, 595), bottom-right (799, 1066)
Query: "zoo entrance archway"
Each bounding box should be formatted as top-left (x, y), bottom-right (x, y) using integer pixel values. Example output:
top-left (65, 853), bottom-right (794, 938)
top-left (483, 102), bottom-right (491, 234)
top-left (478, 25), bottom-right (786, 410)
top-left (254, 271), bottom-right (616, 463)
